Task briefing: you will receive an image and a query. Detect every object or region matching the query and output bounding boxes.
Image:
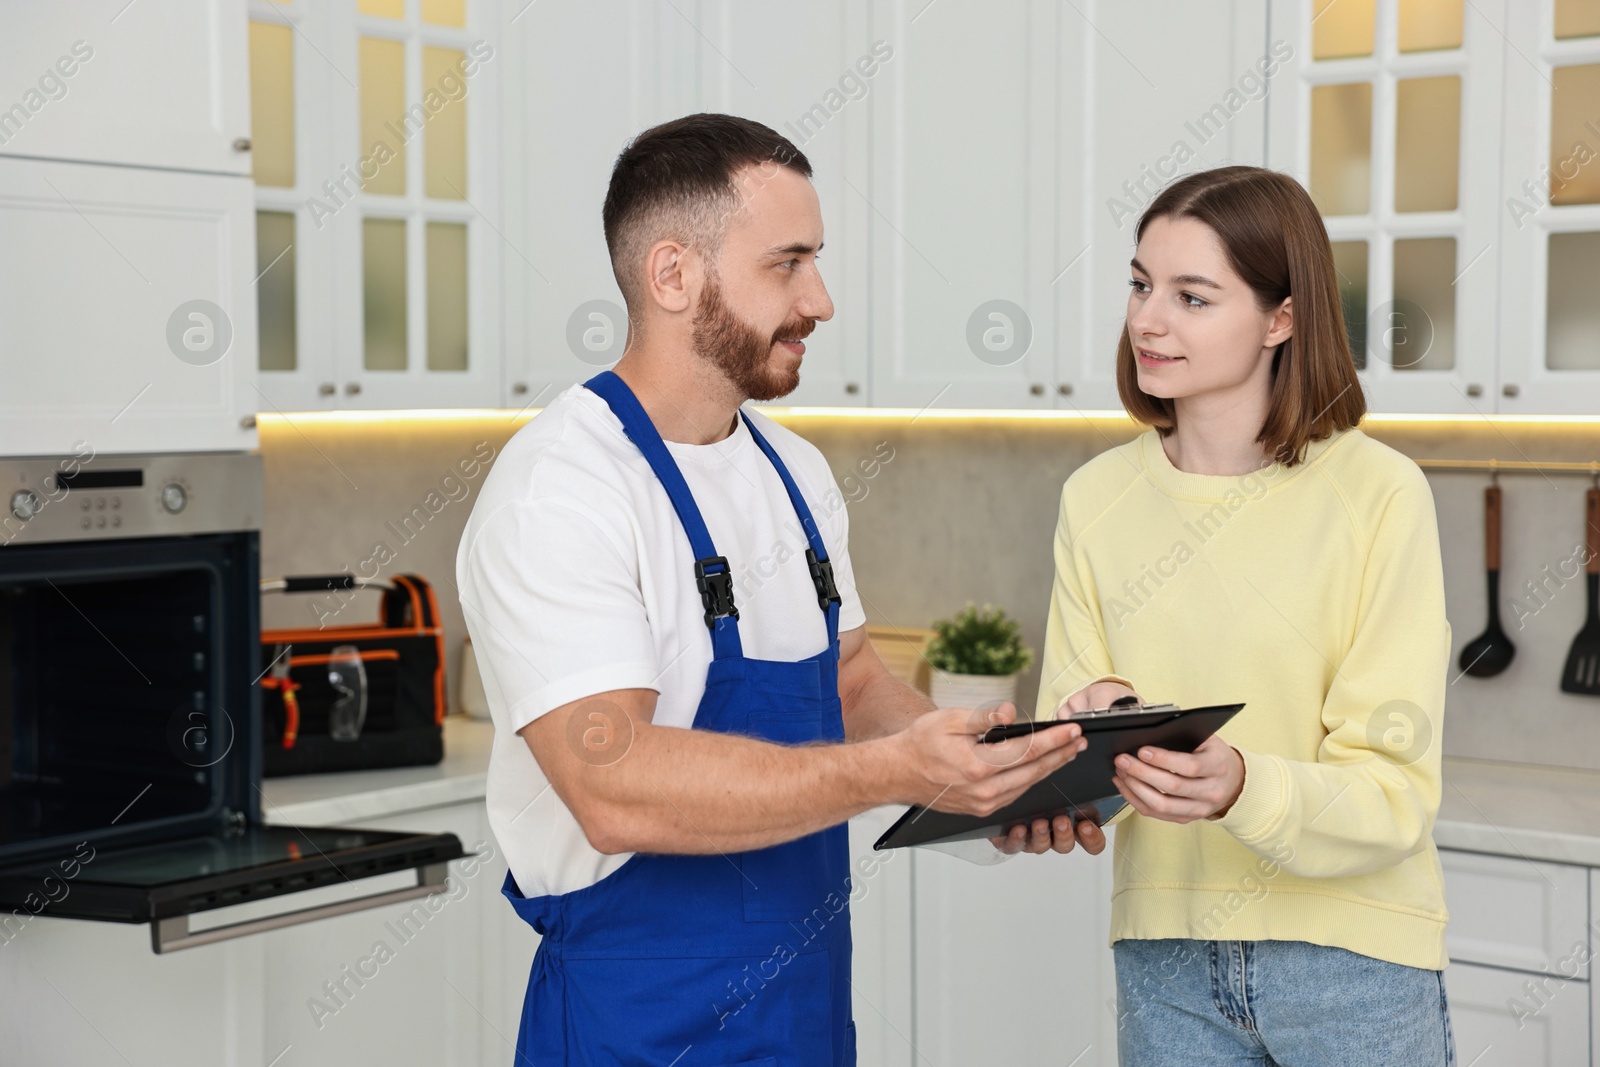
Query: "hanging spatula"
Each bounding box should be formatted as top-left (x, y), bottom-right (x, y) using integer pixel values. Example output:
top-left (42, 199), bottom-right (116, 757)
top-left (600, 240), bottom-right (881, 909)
top-left (1560, 486), bottom-right (1600, 696)
top-left (1459, 483), bottom-right (1515, 678)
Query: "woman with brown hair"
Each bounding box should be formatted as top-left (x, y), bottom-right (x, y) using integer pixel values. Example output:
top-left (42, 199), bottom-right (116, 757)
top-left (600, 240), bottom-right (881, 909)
top-left (1019, 165), bottom-right (1454, 1065)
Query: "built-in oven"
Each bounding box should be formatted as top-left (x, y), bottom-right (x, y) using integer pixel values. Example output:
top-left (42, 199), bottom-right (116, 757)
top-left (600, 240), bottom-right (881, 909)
top-left (0, 451), bottom-right (464, 952)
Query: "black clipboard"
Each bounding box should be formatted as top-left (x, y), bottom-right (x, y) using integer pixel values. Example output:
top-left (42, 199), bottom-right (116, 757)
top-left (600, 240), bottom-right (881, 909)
top-left (872, 702), bottom-right (1244, 850)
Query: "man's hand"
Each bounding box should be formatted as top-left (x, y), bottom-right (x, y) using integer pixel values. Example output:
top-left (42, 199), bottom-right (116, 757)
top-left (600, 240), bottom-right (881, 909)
top-left (984, 679), bottom-right (1144, 856)
top-left (990, 813), bottom-right (1107, 855)
top-left (1112, 734), bottom-right (1245, 824)
top-left (893, 702), bottom-right (1086, 817)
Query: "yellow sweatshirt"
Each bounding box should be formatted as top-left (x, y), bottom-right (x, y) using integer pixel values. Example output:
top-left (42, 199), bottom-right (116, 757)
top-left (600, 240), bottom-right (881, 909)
top-left (1035, 428), bottom-right (1451, 970)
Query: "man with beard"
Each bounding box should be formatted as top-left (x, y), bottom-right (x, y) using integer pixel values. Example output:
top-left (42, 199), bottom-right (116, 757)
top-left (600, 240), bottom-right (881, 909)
top-left (456, 113), bottom-right (1100, 1066)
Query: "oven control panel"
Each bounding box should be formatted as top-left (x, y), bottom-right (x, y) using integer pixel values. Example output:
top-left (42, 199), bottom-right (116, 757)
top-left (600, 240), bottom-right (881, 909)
top-left (0, 452), bottom-right (261, 544)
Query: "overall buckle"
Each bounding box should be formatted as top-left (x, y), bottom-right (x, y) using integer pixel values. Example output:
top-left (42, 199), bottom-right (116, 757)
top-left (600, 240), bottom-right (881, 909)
top-left (694, 556), bottom-right (739, 629)
top-left (806, 548), bottom-right (841, 613)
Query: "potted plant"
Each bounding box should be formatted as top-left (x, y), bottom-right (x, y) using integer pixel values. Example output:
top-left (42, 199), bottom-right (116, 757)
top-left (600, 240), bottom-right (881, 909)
top-left (924, 603), bottom-right (1033, 710)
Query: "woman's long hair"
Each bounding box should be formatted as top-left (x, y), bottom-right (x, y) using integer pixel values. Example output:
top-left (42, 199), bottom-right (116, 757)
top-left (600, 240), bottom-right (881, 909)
top-left (1116, 166), bottom-right (1365, 467)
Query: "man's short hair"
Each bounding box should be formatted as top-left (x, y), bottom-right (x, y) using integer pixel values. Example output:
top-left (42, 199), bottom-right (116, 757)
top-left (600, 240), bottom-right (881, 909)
top-left (602, 113), bottom-right (812, 318)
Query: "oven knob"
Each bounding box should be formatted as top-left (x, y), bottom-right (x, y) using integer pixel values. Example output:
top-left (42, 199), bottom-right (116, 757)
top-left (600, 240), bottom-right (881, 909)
top-left (160, 483), bottom-right (188, 514)
top-left (9, 489), bottom-right (40, 521)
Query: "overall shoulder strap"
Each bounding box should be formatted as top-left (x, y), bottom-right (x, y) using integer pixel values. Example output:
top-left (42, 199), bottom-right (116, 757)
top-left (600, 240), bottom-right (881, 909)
top-left (740, 411), bottom-right (842, 644)
top-left (584, 372), bottom-right (742, 659)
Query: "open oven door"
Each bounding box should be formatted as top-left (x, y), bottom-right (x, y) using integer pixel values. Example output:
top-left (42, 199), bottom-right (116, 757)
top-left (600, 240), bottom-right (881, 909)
top-left (0, 823), bottom-right (466, 953)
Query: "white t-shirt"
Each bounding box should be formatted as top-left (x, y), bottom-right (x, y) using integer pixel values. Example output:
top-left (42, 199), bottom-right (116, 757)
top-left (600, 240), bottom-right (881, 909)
top-left (456, 385), bottom-right (866, 899)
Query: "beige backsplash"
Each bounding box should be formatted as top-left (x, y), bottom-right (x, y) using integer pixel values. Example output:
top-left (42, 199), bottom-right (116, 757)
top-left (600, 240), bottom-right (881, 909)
top-left (258, 410), bottom-right (1600, 773)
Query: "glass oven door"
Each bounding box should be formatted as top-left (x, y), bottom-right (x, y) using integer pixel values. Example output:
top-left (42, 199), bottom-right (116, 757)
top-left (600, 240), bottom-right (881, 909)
top-left (0, 822), bottom-right (466, 952)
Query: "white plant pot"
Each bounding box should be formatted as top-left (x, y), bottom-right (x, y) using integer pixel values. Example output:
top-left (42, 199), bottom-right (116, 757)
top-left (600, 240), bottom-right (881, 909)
top-left (928, 669), bottom-right (1021, 711)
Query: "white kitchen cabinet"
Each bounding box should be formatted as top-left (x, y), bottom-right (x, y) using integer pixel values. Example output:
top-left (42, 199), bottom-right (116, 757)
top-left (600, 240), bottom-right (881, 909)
top-left (1066, 3), bottom-right (1271, 412)
top-left (863, 0), bottom-right (1269, 414)
top-left (1491, 4), bottom-right (1600, 415)
top-left (244, 0), bottom-right (347, 416)
top-left (249, 0), bottom-right (505, 416)
top-left (1438, 848), bottom-right (1594, 1067)
top-left (911, 843), bottom-right (1117, 1067)
top-left (23, 0), bottom-right (1587, 421)
top-left (846, 807), bottom-right (915, 1067)
top-left (0, 910), bottom-right (264, 1067)
top-left (499, 0), bottom-right (1274, 417)
top-left (499, 0), bottom-right (691, 410)
top-left (864, 0), bottom-right (1061, 412)
top-left (1593, 871), bottom-right (1600, 1067)
top-left (502, 0), bottom-right (876, 412)
top-left (250, 0), bottom-right (1600, 420)
top-left (258, 802), bottom-right (507, 1067)
top-left (1265, 0), bottom-right (1509, 415)
top-left (0, 155), bottom-right (259, 457)
top-left (0, 0), bottom-right (252, 177)
top-left (1441, 849), bottom-right (1590, 978)
top-left (685, 0), bottom-right (873, 409)
top-left (1448, 960), bottom-right (1589, 1067)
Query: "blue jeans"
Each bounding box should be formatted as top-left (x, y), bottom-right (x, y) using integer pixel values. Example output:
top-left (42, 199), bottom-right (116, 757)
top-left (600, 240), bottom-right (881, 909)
top-left (1114, 939), bottom-right (1454, 1067)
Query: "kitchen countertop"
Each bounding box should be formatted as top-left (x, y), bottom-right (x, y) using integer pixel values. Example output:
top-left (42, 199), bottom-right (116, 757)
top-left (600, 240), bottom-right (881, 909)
top-left (260, 714), bottom-right (495, 826)
top-left (262, 716), bottom-right (1600, 869)
top-left (1435, 755), bottom-right (1600, 867)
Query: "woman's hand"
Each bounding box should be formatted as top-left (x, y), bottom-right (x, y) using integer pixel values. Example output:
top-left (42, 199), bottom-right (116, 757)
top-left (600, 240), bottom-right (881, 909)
top-left (1112, 735), bottom-right (1245, 824)
top-left (1061, 681), bottom-right (1139, 715)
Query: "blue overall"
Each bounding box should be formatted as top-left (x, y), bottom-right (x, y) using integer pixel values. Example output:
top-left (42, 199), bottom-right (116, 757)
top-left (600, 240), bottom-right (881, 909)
top-left (502, 371), bottom-right (856, 1066)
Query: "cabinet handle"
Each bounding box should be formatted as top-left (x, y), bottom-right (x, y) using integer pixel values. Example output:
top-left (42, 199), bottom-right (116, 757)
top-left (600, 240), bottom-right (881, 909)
top-left (845, 382), bottom-right (860, 395)
top-left (1465, 383), bottom-right (1483, 397)
top-left (345, 382), bottom-right (362, 396)
top-left (232, 137), bottom-right (252, 152)
top-left (239, 415), bottom-right (257, 429)
top-left (1057, 383), bottom-right (1074, 397)
top-left (1029, 383), bottom-right (1045, 396)
top-left (318, 382), bottom-right (336, 397)
top-left (511, 382), bottom-right (529, 396)
top-left (1502, 383), bottom-right (1520, 398)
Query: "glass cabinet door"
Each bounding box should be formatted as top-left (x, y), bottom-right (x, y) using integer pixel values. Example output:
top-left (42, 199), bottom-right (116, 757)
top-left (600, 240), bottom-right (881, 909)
top-left (1494, 3), bottom-right (1600, 414)
top-left (249, 9), bottom-right (330, 415)
top-left (251, 1), bottom-right (500, 414)
top-left (1269, 0), bottom-right (1504, 414)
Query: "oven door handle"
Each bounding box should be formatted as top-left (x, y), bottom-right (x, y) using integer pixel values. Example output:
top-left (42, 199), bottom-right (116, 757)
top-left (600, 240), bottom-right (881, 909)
top-left (261, 574), bottom-right (396, 594)
top-left (150, 863), bottom-right (450, 953)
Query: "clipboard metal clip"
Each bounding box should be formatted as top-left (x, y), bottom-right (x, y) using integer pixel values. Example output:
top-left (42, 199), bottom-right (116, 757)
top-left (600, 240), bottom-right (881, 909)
top-left (1067, 697), bottom-right (1181, 720)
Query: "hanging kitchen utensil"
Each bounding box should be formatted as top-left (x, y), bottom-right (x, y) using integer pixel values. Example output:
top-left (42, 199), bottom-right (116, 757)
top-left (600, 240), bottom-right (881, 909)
top-left (1459, 481), bottom-right (1515, 678)
top-left (1559, 485), bottom-right (1600, 696)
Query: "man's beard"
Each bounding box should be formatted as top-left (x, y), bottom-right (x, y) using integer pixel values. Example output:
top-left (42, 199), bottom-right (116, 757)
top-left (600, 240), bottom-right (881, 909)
top-left (691, 276), bottom-right (813, 402)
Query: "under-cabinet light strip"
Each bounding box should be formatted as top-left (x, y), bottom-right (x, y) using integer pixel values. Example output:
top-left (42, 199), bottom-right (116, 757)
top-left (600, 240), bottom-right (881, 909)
top-left (254, 409), bottom-right (1600, 427)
